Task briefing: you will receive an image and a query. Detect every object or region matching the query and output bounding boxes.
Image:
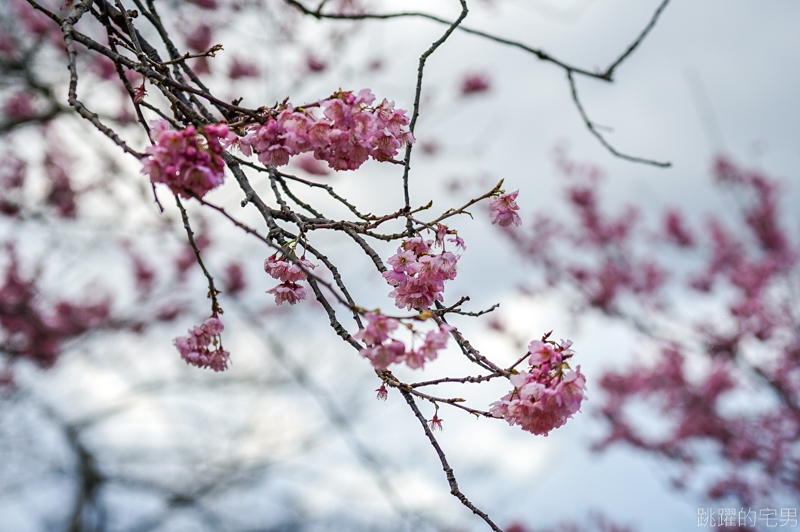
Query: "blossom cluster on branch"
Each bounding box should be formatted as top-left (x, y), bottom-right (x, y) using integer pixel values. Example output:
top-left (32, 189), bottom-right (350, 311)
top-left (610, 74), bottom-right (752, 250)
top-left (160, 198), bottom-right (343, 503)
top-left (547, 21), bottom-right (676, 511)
top-left (490, 190), bottom-right (521, 227)
top-left (383, 229), bottom-right (462, 311)
top-left (491, 339), bottom-right (586, 435)
top-left (173, 316), bottom-right (230, 372)
top-left (263, 253), bottom-right (315, 306)
top-left (231, 89), bottom-right (415, 171)
top-left (355, 312), bottom-right (454, 370)
top-left (143, 120), bottom-right (230, 199)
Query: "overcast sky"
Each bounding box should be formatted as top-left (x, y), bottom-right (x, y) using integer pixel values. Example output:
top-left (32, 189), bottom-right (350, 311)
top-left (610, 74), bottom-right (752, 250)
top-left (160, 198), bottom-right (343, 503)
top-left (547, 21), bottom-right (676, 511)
top-left (5, 1), bottom-right (800, 531)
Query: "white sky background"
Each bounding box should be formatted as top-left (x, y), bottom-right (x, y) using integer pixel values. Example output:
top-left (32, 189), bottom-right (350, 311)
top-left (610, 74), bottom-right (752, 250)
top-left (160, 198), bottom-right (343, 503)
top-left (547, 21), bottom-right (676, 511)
top-left (3, 0), bottom-right (800, 531)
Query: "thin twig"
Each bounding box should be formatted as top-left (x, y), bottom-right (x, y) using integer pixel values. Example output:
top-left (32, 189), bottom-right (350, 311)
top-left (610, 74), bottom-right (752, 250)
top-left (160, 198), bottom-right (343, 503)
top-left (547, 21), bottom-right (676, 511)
top-left (567, 70), bottom-right (671, 168)
top-left (401, 0), bottom-right (468, 236)
top-left (174, 195), bottom-right (221, 315)
top-left (398, 388), bottom-right (504, 532)
top-left (603, 0), bottom-right (672, 78)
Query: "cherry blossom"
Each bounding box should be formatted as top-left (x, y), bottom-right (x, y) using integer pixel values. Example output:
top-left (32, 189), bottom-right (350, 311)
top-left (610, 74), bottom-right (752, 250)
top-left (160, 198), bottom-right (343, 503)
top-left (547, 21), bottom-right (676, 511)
top-left (501, 152), bottom-right (800, 508)
top-left (264, 254), bottom-right (314, 305)
top-left (228, 58), bottom-right (258, 79)
top-left (460, 72), bottom-right (492, 96)
top-left (266, 281), bottom-right (308, 305)
top-left (0, 247), bottom-right (110, 371)
top-left (429, 413), bottom-right (444, 431)
top-left (355, 313), bottom-right (453, 371)
top-left (527, 340), bottom-right (562, 367)
top-left (489, 190), bottom-right (522, 227)
top-left (375, 383), bottom-right (388, 400)
top-left (264, 253), bottom-right (314, 283)
top-left (409, 324), bottom-right (454, 369)
top-left (223, 262), bottom-right (247, 295)
top-left (383, 234), bottom-right (461, 311)
top-left (142, 120), bottom-right (229, 199)
top-left (361, 339), bottom-right (405, 370)
top-left (173, 317), bottom-right (230, 372)
top-left (235, 89), bottom-right (414, 171)
top-left (353, 313), bottom-right (398, 347)
top-left (491, 339), bottom-right (586, 436)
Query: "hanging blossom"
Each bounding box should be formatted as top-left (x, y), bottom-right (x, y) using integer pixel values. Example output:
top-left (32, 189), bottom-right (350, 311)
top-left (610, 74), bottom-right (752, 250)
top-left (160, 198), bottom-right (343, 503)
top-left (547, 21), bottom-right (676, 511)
top-left (383, 226), bottom-right (462, 311)
top-left (142, 120), bottom-right (231, 198)
top-left (229, 89), bottom-right (415, 171)
top-left (490, 190), bottom-right (522, 227)
top-left (173, 316), bottom-right (230, 372)
top-left (429, 412), bottom-right (444, 431)
top-left (264, 253), bottom-right (315, 305)
top-left (354, 312), bottom-right (454, 371)
top-left (490, 338), bottom-right (586, 436)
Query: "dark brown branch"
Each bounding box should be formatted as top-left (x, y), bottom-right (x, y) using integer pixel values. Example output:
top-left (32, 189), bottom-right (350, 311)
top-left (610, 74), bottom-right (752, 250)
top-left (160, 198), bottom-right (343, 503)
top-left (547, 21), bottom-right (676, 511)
top-left (398, 388), bottom-right (504, 532)
top-left (137, 0), bottom-right (224, 121)
top-left (283, 0), bottom-right (598, 78)
top-left (567, 70), bottom-right (671, 168)
top-left (603, 0), bottom-right (672, 79)
top-left (410, 373), bottom-right (502, 388)
top-left (175, 195), bottom-right (221, 316)
top-left (51, 0), bottom-right (146, 158)
top-left (286, 0), bottom-right (671, 83)
top-left (401, 0), bottom-right (468, 236)
top-left (286, 0), bottom-right (674, 168)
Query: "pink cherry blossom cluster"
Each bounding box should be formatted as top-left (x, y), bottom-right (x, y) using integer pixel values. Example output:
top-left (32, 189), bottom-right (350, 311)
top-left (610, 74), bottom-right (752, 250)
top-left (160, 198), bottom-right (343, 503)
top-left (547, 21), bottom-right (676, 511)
top-left (383, 228), bottom-right (463, 310)
top-left (264, 253), bottom-right (314, 305)
top-left (490, 338), bottom-right (586, 436)
top-left (490, 190), bottom-right (522, 227)
top-left (460, 72), bottom-right (492, 96)
top-left (173, 317), bottom-right (230, 372)
top-left (354, 312), bottom-right (454, 370)
top-left (142, 120), bottom-right (229, 199)
top-left (0, 246), bottom-right (110, 371)
top-left (232, 89), bottom-right (415, 171)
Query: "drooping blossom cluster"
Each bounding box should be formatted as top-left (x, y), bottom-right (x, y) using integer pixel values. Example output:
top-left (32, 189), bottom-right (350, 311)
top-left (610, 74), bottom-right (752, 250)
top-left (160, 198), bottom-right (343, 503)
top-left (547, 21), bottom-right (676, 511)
top-left (354, 312), bottom-right (454, 370)
top-left (490, 338), bottom-right (586, 436)
top-left (489, 190), bottom-right (521, 227)
top-left (231, 89), bottom-right (414, 171)
top-left (142, 120), bottom-right (230, 199)
top-left (174, 317), bottom-right (229, 371)
top-left (383, 227), bottom-right (462, 311)
top-left (264, 253), bottom-right (314, 305)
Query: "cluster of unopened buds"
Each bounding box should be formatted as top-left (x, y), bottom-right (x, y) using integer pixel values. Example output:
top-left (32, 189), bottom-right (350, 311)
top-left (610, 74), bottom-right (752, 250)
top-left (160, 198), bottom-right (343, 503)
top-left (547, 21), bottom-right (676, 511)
top-left (230, 89), bottom-right (415, 171)
top-left (355, 312), bottom-right (454, 370)
top-left (383, 226), bottom-right (463, 311)
top-left (173, 317), bottom-right (230, 372)
top-left (142, 120), bottom-right (230, 199)
top-left (264, 253), bottom-right (314, 305)
top-left (490, 338), bottom-right (586, 436)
